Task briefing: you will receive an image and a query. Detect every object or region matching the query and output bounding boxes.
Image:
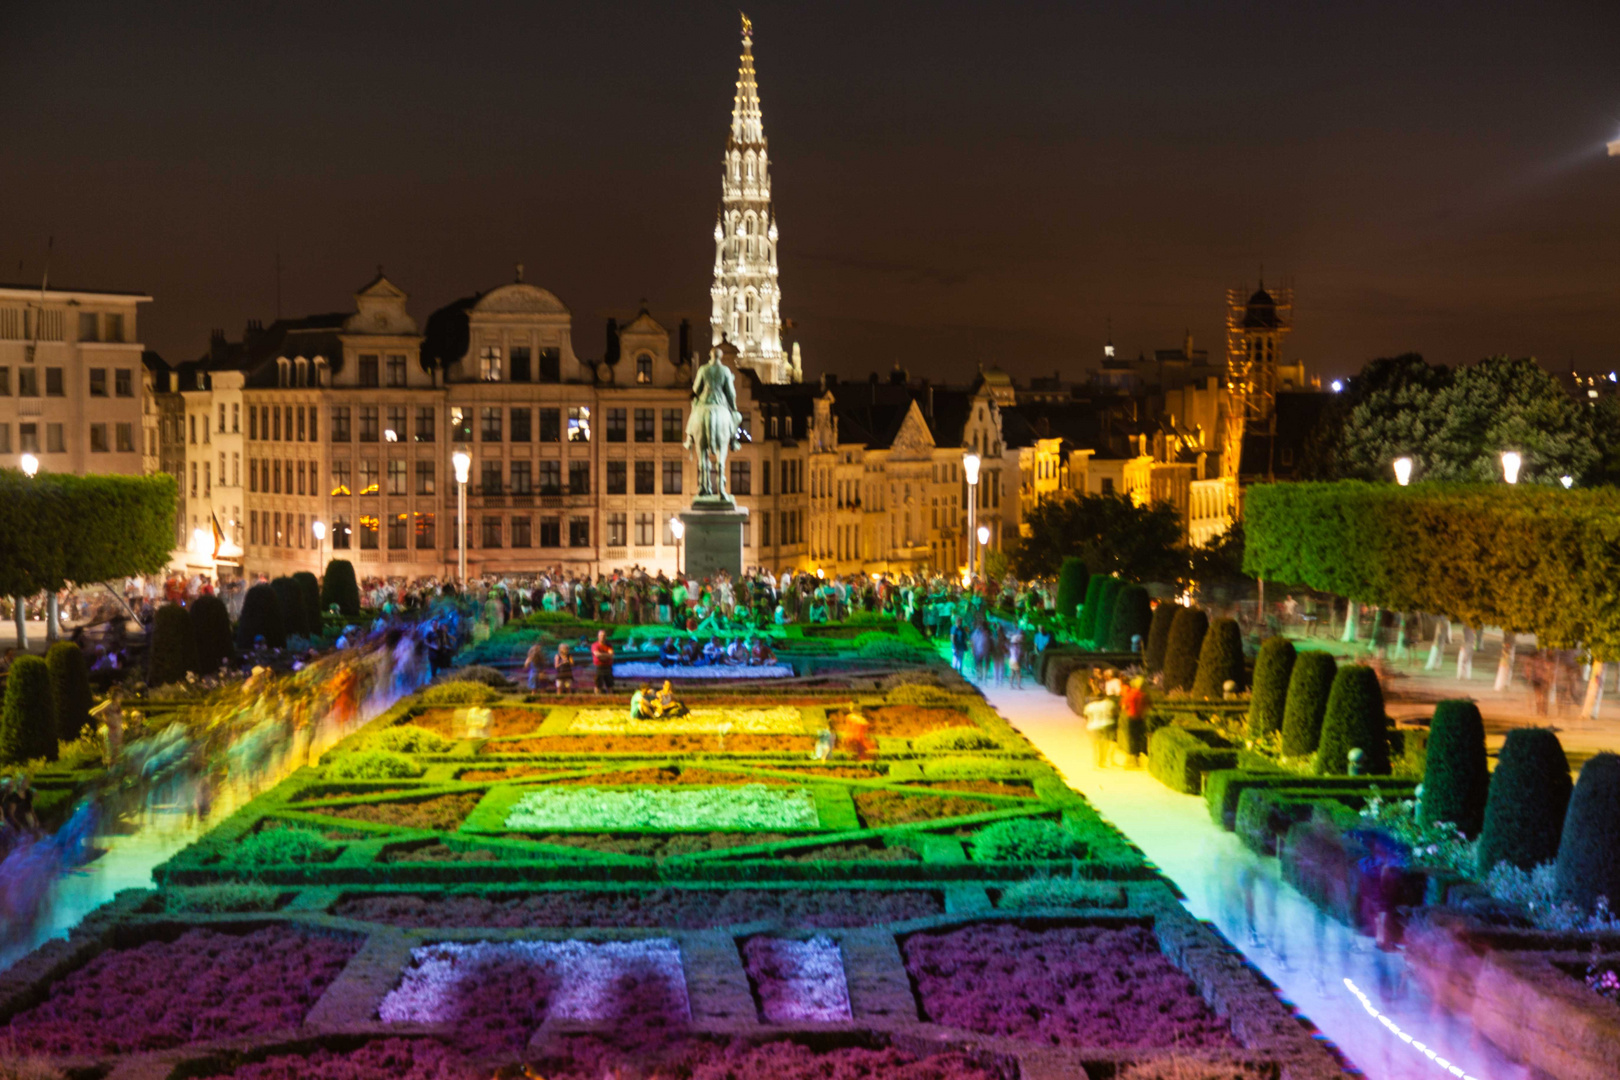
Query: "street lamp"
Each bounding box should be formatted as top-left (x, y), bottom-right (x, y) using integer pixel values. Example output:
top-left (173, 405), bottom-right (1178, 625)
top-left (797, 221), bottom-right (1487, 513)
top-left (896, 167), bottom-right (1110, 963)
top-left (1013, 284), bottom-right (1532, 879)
top-left (962, 451), bottom-right (981, 580)
top-left (1501, 451), bottom-right (1522, 485)
top-left (452, 449), bottom-right (471, 585)
top-left (1392, 457), bottom-right (1413, 486)
top-left (1561, 475), bottom-right (1575, 489)
top-left (312, 519), bottom-right (326, 580)
top-left (669, 516), bottom-right (685, 577)
top-left (20, 453), bottom-right (39, 478)
top-left (976, 524), bottom-right (991, 578)
top-left (15, 453), bottom-right (39, 649)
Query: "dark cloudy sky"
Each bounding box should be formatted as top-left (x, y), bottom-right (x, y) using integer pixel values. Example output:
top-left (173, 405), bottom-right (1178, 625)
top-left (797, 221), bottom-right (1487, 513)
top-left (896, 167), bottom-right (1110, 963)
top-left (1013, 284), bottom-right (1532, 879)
top-left (2, 1), bottom-right (1618, 384)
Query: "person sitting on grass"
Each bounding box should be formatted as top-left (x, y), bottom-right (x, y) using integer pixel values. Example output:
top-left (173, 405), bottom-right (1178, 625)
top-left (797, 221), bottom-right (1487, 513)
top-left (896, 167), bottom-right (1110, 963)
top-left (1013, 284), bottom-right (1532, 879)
top-left (680, 636), bottom-right (703, 665)
top-left (630, 684), bottom-right (656, 720)
top-left (701, 636), bottom-right (724, 665)
top-left (655, 679), bottom-right (688, 718)
top-left (725, 636), bottom-right (749, 665)
top-left (749, 635), bottom-right (777, 666)
top-left (658, 636), bottom-right (682, 666)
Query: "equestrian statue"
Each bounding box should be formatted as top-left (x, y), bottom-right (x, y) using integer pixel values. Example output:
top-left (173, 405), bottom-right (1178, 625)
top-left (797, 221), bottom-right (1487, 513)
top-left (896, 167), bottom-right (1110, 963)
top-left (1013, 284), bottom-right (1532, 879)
top-left (684, 345), bottom-right (747, 502)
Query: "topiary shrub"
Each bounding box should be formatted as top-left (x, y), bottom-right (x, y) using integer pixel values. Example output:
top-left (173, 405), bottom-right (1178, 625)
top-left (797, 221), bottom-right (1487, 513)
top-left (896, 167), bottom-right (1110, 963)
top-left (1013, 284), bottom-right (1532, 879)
top-left (328, 750), bottom-right (424, 780)
top-left (163, 883), bottom-right (283, 914)
top-left (232, 825), bottom-right (342, 867)
top-left (1477, 727), bottom-right (1572, 875)
top-left (321, 558), bottom-right (361, 617)
top-left (1143, 604), bottom-right (1176, 673)
top-left (1054, 557), bottom-right (1088, 626)
top-left (1147, 724), bottom-right (1237, 794)
top-left (0, 655), bottom-right (56, 764)
top-left (1075, 576), bottom-right (1106, 643)
top-left (1419, 699), bottom-right (1489, 837)
top-left (1314, 665), bottom-right (1389, 776)
top-left (998, 875), bottom-right (1123, 909)
top-left (1161, 607), bottom-right (1208, 693)
top-left (45, 642), bottom-right (93, 743)
top-left (419, 680), bottom-right (501, 706)
top-left (1246, 637), bottom-right (1296, 739)
top-left (886, 684), bottom-right (970, 706)
top-left (922, 756), bottom-right (1041, 780)
top-left (147, 603), bottom-right (198, 687)
top-left (1554, 752), bottom-right (1620, 913)
top-left (912, 726), bottom-right (1001, 752)
top-left (1190, 618), bottom-right (1244, 699)
top-left (1091, 578), bottom-right (1125, 648)
top-left (446, 665), bottom-right (514, 689)
top-left (236, 582), bottom-right (287, 650)
top-left (292, 572), bottom-right (322, 636)
top-left (270, 577), bottom-right (308, 638)
top-left (188, 594), bottom-right (235, 675)
top-left (377, 725), bottom-right (456, 754)
top-left (1280, 650), bottom-right (1337, 757)
top-left (1106, 584), bottom-right (1153, 653)
top-left (970, 818), bottom-right (1080, 861)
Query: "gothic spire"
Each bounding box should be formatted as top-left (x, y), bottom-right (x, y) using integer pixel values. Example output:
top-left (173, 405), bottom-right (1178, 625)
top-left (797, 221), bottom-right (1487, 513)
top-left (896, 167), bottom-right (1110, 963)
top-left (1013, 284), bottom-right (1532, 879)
top-left (732, 13), bottom-right (764, 147)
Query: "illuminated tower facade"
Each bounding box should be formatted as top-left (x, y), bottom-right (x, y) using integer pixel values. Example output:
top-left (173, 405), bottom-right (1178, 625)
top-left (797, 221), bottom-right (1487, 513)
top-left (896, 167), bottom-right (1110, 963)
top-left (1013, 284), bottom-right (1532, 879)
top-left (710, 15), bottom-right (794, 384)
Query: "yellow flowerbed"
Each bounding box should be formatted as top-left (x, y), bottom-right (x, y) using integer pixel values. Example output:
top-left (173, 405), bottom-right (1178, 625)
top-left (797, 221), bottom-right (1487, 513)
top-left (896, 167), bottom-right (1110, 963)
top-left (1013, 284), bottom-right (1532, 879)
top-left (569, 705), bottom-right (805, 735)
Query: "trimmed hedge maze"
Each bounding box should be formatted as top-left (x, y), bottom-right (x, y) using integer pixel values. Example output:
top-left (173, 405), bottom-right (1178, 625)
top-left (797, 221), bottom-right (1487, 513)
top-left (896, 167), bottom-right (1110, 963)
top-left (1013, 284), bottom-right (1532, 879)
top-left (0, 676), bottom-right (1351, 1079)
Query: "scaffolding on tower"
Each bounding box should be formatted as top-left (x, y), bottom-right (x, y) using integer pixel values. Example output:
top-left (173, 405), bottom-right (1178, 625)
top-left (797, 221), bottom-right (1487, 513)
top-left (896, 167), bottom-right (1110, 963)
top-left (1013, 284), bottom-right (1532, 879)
top-left (1224, 283), bottom-right (1292, 425)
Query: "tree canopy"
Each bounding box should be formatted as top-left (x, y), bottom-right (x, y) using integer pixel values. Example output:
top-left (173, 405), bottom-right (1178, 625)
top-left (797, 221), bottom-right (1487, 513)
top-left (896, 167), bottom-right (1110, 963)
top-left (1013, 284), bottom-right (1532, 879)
top-left (1012, 491), bottom-right (1188, 584)
top-left (0, 470), bottom-right (177, 597)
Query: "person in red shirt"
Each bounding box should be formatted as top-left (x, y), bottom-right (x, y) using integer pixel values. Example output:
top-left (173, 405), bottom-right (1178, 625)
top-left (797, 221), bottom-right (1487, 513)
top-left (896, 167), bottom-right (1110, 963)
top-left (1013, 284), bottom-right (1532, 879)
top-left (1118, 677), bottom-right (1150, 765)
top-left (590, 630), bottom-right (616, 694)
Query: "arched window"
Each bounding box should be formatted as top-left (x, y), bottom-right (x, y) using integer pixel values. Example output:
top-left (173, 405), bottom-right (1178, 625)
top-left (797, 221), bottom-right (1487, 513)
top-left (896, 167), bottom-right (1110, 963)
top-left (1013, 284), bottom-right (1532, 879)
top-left (295, 358), bottom-right (308, 387)
top-left (745, 151), bottom-right (756, 181)
top-left (743, 290), bottom-right (760, 340)
top-left (636, 354), bottom-right (653, 385)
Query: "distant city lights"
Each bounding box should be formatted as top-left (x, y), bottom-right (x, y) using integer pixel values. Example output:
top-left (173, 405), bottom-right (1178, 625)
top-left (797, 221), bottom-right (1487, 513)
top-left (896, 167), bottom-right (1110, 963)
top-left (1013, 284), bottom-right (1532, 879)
top-left (1330, 379), bottom-right (1343, 393)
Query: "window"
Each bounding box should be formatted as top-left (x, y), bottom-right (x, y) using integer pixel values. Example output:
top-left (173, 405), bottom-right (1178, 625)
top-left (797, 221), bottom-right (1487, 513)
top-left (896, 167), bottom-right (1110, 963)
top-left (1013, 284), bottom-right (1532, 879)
top-left (634, 460), bottom-right (655, 495)
top-left (481, 515), bottom-right (503, 547)
top-left (386, 406), bottom-right (405, 443)
top-left (386, 354), bottom-right (406, 387)
top-left (19, 423), bottom-right (38, 453)
top-left (272, 407), bottom-right (281, 441)
top-left (273, 512), bottom-right (282, 547)
top-left (567, 406), bottom-right (590, 442)
top-left (539, 517), bottom-right (561, 547)
top-left (220, 404), bottom-right (228, 433)
top-left (761, 512), bottom-right (771, 546)
top-left (633, 408), bottom-right (654, 443)
top-left (634, 512), bottom-right (654, 546)
top-left (331, 459), bottom-right (352, 495)
top-left (389, 513), bottom-right (408, 549)
top-left (510, 346), bottom-right (531, 382)
top-left (538, 460), bottom-right (562, 495)
top-left (387, 459), bottom-right (406, 495)
top-left (416, 460), bottom-right (435, 495)
top-left (481, 407), bottom-right (502, 441)
top-left (46, 368), bottom-right (63, 396)
top-left (356, 406), bottom-right (377, 442)
top-left (359, 459), bottom-right (379, 495)
top-left (481, 460), bottom-right (503, 495)
top-left (89, 424), bottom-right (108, 452)
top-left (415, 512), bottom-right (436, 549)
top-left (331, 406), bottom-right (351, 441)
top-left (1100, 477), bottom-right (1115, 495)
top-left (359, 514), bottom-right (379, 549)
top-left (479, 346), bottom-right (502, 381)
top-left (510, 459), bottom-right (532, 495)
top-left (661, 459), bottom-right (682, 495)
top-left (451, 406), bottom-right (473, 442)
top-left (0, 425), bottom-right (9, 453)
top-left (538, 408), bottom-right (560, 442)
top-left (47, 424), bottom-right (63, 453)
top-left (607, 460), bottom-right (627, 494)
top-left (333, 513), bottom-right (351, 549)
top-left (761, 461), bottom-right (771, 494)
top-left (249, 511), bottom-right (258, 545)
top-left (0, 368), bottom-right (9, 394)
top-left (538, 347), bottom-right (561, 383)
top-left (89, 368), bottom-right (107, 396)
top-left (636, 354), bottom-right (653, 384)
top-left (569, 517), bottom-right (590, 547)
top-left (416, 406), bottom-right (435, 442)
top-left (230, 401), bottom-right (238, 429)
top-left (607, 512), bottom-right (627, 546)
top-left (663, 516), bottom-right (679, 546)
top-left (297, 407), bottom-right (307, 441)
top-left (569, 461), bottom-right (590, 495)
top-left (730, 459), bottom-right (751, 495)
top-left (510, 514), bottom-right (531, 547)
top-left (662, 408), bottom-right (682, 442)
top-left (17, 367), bottom-right (39, 397)
top-left (105, 313), bottom-right (124, 343)
top-left (359, 355), bottom-right (379, 387)
top-left (606, 408), bottom-right (627, 443)
top-left (79, 312), bottom-right (98, 341)
top-left (509, 408), bottom-right (530, 442)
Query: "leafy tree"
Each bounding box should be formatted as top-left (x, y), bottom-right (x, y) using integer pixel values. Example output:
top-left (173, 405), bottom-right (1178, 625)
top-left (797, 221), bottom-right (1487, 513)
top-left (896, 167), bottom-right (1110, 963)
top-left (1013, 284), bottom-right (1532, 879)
top-left (1477, 727), bottom-right (1572, 875)
top-left (1302, 354), bottom-right (1452, 482)
top-left (1190, 524), bottom-right (1248, 591)
top-left (1107, 584), bottom-right (1153, 652)
top-left (1247, 637), bottom-right (1296, 739)
top-left (45, 642), bottom-right (93, 743)
top-left (321, 558), bottom-right (361, 617)
top-left (189, 594), bottom-right (235, 675)
top-left (1012, 491), bottom-right (1188, 584)
top-left (1554, 752), bottom-right (1620, 913)
top-left (147, 603), bottom-right (198, 687)
top-left (1429, 356), bottom-right (1595, 484)
top-left (1143, 603), bottom-right (1176, 673)
top-left (1281, 650), bottom-right (1337, 756)
top-left (1190, 617), bottom-right (1244, 698)
top-left (1420, 700), bottom-right (1489, 837)
top-left (0, 471), bottom-right (177, 598)
top-left (1314, 665), bottom-right (1389, 775)
top-left (1054, 558), bottom-right (1088, 624)
top-left (1, 655), bottom-right (55, 764)
top-left (237, 583), bottom-right (287, 649)
top-left (1161, 607), bottom-right (1208, 692)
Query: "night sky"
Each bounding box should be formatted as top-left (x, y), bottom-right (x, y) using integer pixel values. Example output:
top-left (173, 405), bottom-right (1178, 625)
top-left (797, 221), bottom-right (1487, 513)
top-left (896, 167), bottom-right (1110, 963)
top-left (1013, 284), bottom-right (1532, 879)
top-left (3, 1), bottom-right (1618, 385)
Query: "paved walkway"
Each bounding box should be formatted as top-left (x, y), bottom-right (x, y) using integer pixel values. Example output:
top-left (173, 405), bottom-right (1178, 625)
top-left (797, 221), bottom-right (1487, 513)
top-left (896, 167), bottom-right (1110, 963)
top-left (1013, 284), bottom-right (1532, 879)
top-left (974, 673), bottom-right (1533, 1080)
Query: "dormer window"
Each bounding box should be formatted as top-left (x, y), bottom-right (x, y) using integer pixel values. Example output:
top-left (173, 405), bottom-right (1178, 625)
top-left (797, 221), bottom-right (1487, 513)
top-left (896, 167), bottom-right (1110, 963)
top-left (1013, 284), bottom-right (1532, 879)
top-left (358, 355), bottom-right (379, 387)
top-left (636, 354), bottom-right (653, 384)
top-left (480, 346), bottom-right (502, 382)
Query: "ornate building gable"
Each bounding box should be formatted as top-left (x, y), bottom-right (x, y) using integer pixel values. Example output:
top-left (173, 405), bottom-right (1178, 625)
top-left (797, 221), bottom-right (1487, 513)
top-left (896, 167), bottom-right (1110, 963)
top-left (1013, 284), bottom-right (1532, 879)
top-left (889, 400), bottom-right (937, 460)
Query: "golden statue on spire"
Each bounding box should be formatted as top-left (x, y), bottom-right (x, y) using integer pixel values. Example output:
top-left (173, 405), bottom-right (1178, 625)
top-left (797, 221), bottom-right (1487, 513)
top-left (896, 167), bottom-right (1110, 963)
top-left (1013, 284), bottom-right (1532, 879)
top-left (741, 12), bottom-right (752, 39)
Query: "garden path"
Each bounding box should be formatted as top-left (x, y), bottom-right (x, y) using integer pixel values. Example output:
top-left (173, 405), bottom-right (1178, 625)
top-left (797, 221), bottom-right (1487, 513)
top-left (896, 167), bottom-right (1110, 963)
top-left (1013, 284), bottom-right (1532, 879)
top-left (975, 674), bottom-right (1534, 1080)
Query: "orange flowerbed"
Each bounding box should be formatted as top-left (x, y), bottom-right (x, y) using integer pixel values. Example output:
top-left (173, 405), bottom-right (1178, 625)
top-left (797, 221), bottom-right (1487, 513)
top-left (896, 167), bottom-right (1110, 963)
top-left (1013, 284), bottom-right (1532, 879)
top-left (485, 734), bottom-right (815, 754)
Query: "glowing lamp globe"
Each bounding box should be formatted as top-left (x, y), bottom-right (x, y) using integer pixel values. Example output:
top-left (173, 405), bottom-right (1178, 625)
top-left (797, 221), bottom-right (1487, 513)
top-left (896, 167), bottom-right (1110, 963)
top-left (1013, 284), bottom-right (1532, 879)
top-left (451, 450), bottom-right (472, 485)
top-left (1392, 457), bottom-right (1413, 486)
top-left (312, 520), bottom-right (326, 542)
top-left (20, 453), bottom-right (39, 477)
top-left (962, 451), bottom-right (981, 485)
top-left (669, 517), bottom-right (685, 541)
top-left (1561, 475), bottom-right (1574, 489)
top-left (977, 524), bottom-right (990, 545)
top-left (1501, 451), bottom-right (1522, 485)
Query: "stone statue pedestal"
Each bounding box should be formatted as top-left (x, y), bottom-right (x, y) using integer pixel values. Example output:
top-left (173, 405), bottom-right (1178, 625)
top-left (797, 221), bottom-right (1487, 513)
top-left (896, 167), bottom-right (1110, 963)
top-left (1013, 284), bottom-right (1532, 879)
top-left (679, 498), bottom-right (749, 581)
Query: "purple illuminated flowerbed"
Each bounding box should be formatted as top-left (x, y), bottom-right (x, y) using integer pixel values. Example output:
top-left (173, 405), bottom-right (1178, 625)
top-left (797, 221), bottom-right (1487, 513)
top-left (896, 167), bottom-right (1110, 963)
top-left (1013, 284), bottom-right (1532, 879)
top-left (742, 935), bottom-right (853, 1022)
top-left (2, 925), bottom-right (358, 1054)
top-left (901, 923), bottom-right (1237, 1050)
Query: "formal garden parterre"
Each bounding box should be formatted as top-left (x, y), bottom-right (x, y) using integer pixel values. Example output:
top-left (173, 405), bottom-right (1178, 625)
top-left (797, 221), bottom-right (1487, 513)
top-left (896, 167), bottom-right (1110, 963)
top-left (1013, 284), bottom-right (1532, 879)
top-left (0, 626), bottom-right (1351, 1080)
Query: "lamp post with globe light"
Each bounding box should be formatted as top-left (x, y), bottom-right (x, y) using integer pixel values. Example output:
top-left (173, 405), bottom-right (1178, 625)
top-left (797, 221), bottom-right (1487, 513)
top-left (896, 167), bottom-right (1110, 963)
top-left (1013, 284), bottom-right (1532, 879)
top-left (14, 454), bottom-right (40, 649)
top-left (669, 516), bottom-right (685, 578)
top-left (1393, 457), bottom-right (1413, 486)
top-left (1501, 451), bottom-right (1522, 485)
top-left (312, 520), bottom-right (326, 582)
top-left (452, 450), bottom-right (471, 585)
top-left (962, 451), bottom-right (981, 580)
top-left (977, 523), bottom-right (991, 580)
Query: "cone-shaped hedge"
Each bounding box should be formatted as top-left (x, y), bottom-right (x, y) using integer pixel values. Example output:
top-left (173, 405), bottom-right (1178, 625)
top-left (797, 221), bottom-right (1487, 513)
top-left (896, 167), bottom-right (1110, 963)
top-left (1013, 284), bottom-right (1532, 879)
top-left (270, 577), bottom-right (306, 638)
top-left (1191, 617), bottom-right (1245, 699)
top-left (236, 582), bottom-right (287, 649)
top-left (1092, 578), bottom-right (1125, 648)
top-left (1477, 727), bottom-right (1571, 874)
top-left (1420, 699), bottom-right (1490, 837)
top-left (1144, 604), bottom-right (1176, 673)
top-left (1107, 584), bottom-right (1153, 652)
top-left (1162, 607), bottom-right (1209, 692)
top-left (292, 571), bottom-right (322, 636)
top-left (1314, 664), bottom-right (1389, 775)
top-left (1, 655), bottom-right (56, 764)
top-left (46, 641), bottom-right (93, 743)
top-left (147, 602), bottom-right (198, 687)
top-left (1075, 576), bottom-right (1106, 643)
top-left (1554, 752), bottom-right (1620, 913)
top-left (189, 594), bottom-right (234, 675)
top-left (1055, 557), bottom-right (1088, 625)
top-left (1247, 637), bottom-right (1296, 739)
top-left (321, 558), bottom-right (361, 617)
top-left (1281, 650), bottom-right (1337, 757)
